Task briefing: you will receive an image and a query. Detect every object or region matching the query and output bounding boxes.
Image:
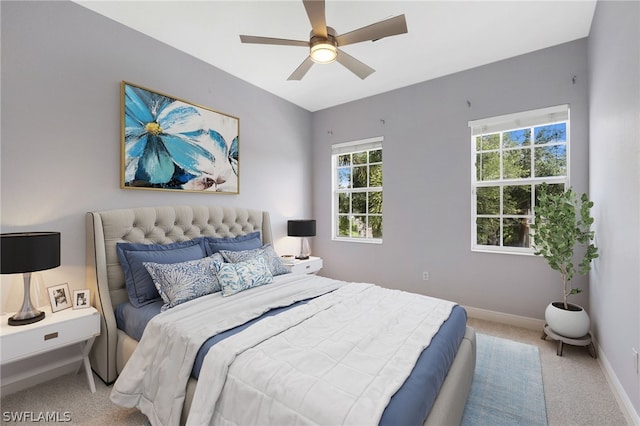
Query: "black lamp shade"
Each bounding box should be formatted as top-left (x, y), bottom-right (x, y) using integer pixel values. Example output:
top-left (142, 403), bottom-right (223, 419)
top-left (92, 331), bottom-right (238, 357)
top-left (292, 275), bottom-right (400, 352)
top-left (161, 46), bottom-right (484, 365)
top-left (1, 232), bottom-right (61, 274)
top-left (287, 220), bottom-right (316, 237)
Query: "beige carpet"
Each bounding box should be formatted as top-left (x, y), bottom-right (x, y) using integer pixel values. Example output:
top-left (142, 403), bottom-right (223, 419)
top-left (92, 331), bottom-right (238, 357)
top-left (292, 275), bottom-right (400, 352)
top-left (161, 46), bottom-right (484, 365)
top-left (0, 371), bottom-right (146, 425)
top-left (0, 318), bottom-right (631, 425)
top-left (467, 318), bottom-right (631, 426)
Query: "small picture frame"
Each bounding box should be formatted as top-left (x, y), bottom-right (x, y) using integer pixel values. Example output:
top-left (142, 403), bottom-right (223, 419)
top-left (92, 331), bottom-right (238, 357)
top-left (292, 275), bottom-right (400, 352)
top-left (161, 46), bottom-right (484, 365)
top-left (47, 283), bottom-right (72, 312)
top-left (73, 289), bottom-right (91, 309)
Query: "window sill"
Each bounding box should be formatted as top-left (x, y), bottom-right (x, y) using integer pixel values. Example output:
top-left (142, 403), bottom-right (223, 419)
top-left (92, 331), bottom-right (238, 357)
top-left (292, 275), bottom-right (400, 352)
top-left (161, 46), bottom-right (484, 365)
top-left (472, 246), bottom-right (535, 256)
top-left (332, 237), bottom-right (383, 244)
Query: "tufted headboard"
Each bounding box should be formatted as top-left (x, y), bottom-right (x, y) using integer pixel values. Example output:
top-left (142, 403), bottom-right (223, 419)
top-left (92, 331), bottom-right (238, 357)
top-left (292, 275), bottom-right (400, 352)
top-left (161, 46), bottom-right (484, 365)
top-left (86, 205), bottom-right (272, 383)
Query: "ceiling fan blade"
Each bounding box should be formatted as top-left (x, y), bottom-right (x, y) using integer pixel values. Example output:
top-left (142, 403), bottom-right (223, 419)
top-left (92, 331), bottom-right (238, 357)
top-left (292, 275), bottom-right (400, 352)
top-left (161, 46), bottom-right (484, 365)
top-left (303, 0), bottom-right (327, 38)
top-left (287, 56), bottom-right (315, 80)
top-left (336, 49), bottom-right (375, 80)
top-left (336, 14), bottom-right (407, 46)
top-left (240, 35), bottom-right (309, 47)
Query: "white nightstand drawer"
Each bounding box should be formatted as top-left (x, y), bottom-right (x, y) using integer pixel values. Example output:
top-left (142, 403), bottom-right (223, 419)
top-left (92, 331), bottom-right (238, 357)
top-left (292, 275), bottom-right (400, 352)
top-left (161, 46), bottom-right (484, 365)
top-left (1, 308), bottom-right (100, 364)
top-left (288, 257), bottom-right (323, 275)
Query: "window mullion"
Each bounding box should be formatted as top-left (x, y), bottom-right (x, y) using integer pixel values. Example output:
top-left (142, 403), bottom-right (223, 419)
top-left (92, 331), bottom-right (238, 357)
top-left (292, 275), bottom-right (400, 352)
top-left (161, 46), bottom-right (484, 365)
top-left (499, 132), bottom-right (504, 181)
top-left (499, 184), bottom-right (504, 247)
top-left (530, 126), bottom-right (535, 178)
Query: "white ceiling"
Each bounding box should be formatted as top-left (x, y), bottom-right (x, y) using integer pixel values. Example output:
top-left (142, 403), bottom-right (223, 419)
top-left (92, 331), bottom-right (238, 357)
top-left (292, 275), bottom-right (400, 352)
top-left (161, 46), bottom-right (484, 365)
top-left (75, 1), bottom-right (597, 112)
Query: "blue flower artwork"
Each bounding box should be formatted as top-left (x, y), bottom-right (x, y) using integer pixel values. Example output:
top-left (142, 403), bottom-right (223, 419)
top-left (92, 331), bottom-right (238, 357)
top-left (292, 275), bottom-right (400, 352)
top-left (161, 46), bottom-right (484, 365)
top-left (121, 82), bottom-right (239, 193)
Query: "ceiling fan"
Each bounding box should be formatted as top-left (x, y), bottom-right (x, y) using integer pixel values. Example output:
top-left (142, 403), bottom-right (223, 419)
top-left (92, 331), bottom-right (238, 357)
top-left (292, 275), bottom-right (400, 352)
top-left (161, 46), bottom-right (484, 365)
top-left (239, 0), bottom-right (408, 81)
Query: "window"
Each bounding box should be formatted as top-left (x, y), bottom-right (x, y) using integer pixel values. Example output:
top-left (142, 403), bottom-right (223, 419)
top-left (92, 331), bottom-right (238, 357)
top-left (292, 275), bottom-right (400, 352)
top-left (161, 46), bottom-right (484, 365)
top-left (332, 137), bottom-right (383, 243)
top-left (470, 105), bottom-right (569, 254)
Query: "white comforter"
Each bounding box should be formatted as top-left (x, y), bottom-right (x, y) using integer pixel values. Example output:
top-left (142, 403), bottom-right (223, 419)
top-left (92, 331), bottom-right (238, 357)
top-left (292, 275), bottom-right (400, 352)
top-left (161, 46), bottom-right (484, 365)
top-left (111, 274), bottom-right (456, 426)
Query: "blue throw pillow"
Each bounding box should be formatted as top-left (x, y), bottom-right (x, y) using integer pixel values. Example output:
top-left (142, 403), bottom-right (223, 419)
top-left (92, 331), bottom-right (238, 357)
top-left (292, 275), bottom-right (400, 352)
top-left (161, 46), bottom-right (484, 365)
top-left (116, 239), bottom-right (207, 307)
top-left (143, 253), bottom-right (224, 311)
top-left (216, 255), bottom-right (273, 297)
top-left (204, 231), bottom-right (262, 255)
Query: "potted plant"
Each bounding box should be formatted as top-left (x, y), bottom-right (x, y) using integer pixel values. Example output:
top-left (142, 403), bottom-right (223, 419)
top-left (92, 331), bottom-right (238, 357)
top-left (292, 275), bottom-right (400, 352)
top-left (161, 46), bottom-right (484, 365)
top-left (530, 184), bottom-right (598, 338)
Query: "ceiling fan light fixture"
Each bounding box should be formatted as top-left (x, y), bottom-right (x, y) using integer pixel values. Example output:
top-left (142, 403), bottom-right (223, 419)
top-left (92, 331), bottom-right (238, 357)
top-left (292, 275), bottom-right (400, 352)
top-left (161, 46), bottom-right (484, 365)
top-left (310, 40), bottom-right (337, 64)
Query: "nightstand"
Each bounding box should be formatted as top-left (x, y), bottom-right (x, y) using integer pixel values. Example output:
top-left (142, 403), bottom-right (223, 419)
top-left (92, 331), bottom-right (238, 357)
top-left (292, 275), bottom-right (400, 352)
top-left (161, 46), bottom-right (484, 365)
top-left (0, 306), bottom-right (100, 393)
top-left (287, 256), bottom-right (323, 275)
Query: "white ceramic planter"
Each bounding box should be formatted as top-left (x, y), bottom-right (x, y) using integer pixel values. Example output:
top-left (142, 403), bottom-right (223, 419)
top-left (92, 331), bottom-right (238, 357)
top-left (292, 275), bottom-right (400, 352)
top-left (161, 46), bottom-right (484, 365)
top-left (545, 302), bottom-right (590, 338)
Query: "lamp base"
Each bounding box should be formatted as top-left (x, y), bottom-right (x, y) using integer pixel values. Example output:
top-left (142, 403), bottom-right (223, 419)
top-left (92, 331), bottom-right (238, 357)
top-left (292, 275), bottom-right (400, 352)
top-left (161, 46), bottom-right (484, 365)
top-left (296, 237), bottom-right (311, 260)
top-left (8, 310), bottom-right (45, 326)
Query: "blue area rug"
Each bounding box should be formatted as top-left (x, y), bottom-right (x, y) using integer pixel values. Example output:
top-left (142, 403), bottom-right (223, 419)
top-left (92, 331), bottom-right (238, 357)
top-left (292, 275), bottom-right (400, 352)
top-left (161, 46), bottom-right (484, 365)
top-left (461, 333), bottom-right (548, 426)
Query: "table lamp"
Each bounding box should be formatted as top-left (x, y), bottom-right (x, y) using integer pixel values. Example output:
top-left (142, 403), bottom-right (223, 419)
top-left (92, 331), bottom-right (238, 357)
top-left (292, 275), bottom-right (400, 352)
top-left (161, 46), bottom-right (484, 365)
top-left (287, 220), bottom-right (316, 260)
top-left (1, 232), bottom-right (60, 325)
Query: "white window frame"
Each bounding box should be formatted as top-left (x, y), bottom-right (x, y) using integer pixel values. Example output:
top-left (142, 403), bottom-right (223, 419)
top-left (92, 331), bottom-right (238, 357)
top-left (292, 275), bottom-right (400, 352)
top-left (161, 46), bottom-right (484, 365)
top-left (331, 136), bottom-right (383, 244)
top-left (469, 105), bottom-right (570, 255)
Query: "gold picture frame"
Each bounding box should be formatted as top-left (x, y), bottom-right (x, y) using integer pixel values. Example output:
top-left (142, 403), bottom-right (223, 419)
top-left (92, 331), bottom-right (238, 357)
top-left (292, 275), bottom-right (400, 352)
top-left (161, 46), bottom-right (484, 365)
top-left (121, 81), bottom-right (239, 193)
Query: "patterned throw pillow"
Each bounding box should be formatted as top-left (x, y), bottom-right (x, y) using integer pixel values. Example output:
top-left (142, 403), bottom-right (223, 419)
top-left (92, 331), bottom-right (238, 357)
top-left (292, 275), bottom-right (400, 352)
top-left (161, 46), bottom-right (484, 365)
top-left (216, 255), bottom-right (273, 297)
top-left (143, 253), bottom-right (224, 311)
top-left (220, 244), bottom-right (290, 276)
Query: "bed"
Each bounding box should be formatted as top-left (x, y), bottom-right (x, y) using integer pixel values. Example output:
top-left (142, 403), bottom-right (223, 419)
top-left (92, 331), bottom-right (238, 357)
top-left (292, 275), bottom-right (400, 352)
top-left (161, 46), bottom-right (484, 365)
top-left (86, 205), bottom-right (475, 426)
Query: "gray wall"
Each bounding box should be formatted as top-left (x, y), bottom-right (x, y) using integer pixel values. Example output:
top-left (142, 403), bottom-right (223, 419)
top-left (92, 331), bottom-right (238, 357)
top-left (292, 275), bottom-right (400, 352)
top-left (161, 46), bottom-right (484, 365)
top-left (588, 0), bottom-right (640, 418)
top-left (0, 1), bottom-right (312, 309)
top-left (311, 39), bottom-right (590, 320)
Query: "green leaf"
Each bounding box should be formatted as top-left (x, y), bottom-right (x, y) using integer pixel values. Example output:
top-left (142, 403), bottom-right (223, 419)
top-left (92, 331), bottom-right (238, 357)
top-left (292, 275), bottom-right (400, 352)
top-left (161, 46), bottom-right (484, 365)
top-left (530, 185), bottom-right (598, 301)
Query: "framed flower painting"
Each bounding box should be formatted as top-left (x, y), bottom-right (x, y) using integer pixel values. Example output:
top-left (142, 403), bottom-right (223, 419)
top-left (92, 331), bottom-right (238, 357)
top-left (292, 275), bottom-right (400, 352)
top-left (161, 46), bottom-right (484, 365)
top-left (121, 82), bottom-right (239, 193)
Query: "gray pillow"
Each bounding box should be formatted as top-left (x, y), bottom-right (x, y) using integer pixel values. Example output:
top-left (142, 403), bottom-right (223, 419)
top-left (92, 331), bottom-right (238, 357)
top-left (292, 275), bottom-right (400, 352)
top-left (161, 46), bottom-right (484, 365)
top-left (220, 244), bottom-right (290, 276)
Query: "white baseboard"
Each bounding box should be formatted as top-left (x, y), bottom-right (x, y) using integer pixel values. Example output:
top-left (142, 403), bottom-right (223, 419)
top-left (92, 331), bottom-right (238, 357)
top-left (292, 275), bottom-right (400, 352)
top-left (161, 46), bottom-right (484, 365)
top-left (596, 342), bottom-right (640, 425)
top-left (0, 345), bottom-right (82, 397)
top-left (1, 363), bottom-right (78, 397)
top-left (464, 305), bottom-right (546, 331)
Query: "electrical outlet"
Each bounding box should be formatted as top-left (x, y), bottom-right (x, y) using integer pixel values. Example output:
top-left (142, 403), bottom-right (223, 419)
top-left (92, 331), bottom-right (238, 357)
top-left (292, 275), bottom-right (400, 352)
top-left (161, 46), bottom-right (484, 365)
top-left (633, 348), bottom-right (639, 374)
top-left (422, 271), bottom-right (430, 281)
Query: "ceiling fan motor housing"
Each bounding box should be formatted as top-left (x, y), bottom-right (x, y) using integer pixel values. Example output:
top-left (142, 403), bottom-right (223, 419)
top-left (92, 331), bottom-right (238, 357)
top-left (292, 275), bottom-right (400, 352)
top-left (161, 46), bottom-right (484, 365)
top-left (310, 27), bottom-right (338, 64)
